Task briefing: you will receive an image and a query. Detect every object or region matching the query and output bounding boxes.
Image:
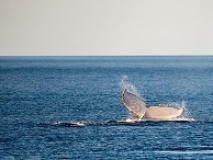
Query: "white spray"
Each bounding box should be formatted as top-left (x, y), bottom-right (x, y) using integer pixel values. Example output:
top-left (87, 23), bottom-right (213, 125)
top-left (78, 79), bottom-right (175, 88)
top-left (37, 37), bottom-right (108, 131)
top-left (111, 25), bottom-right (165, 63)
top-left (119, 75), bottom-right (141, 97)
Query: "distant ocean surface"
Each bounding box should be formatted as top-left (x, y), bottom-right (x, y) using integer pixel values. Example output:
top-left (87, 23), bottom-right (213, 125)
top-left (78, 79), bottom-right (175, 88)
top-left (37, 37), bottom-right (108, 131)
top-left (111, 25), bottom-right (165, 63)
top-left (1, 56), bottom-right (213, 159)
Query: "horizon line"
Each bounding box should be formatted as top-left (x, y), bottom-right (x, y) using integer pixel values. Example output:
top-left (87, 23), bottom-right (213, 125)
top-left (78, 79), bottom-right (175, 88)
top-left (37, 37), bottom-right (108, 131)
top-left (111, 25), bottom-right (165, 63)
top-left (0, 54), bottom-right (213, 57)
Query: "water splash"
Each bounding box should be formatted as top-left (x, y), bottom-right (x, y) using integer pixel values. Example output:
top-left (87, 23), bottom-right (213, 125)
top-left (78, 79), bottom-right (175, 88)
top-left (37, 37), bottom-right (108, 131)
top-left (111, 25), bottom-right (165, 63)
top-left (167, 101), bottom-right (193, 119)
top-left (180, 101), bottom-right (193, 119)
top-left (119, 75), bottom-right (141, 97)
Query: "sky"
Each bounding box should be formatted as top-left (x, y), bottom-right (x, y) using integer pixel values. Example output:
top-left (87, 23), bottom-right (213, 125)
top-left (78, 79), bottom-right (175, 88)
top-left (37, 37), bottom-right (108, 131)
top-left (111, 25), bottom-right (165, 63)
top-left (0, 0), bottom-right (213, 56)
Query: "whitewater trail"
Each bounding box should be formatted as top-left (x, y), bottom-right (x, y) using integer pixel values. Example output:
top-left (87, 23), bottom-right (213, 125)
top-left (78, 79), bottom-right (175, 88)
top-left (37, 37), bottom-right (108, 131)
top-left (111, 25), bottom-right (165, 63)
top-left (53, 117), bottom-right (197, 127)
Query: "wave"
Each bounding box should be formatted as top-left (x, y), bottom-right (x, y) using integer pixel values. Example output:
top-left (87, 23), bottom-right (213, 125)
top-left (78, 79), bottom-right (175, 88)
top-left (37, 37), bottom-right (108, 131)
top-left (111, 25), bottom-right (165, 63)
top-left (155, 150), bottom-right (213, 155)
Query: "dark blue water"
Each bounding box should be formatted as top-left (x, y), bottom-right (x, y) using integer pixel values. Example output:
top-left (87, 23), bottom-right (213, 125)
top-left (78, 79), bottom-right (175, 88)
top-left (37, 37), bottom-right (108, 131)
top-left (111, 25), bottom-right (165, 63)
top-left (1, 56), bottom-right (213, 159)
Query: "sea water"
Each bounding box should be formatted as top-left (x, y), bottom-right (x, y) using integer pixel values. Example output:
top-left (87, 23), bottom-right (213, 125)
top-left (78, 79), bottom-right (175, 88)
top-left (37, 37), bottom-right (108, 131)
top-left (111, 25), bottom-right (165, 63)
top-left (1, 56), bottom-right (213, 159)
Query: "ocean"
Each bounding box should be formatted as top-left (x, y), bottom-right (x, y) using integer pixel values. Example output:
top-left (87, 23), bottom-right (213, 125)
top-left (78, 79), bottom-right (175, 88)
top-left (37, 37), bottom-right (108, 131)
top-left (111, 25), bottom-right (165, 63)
top-left (1, 56), bottom-right (213, 159)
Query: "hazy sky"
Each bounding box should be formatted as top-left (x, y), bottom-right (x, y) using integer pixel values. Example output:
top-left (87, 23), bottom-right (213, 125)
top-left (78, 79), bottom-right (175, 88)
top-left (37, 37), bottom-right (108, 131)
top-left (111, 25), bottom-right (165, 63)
top-left (1, 0), bottom-right (213, 56)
